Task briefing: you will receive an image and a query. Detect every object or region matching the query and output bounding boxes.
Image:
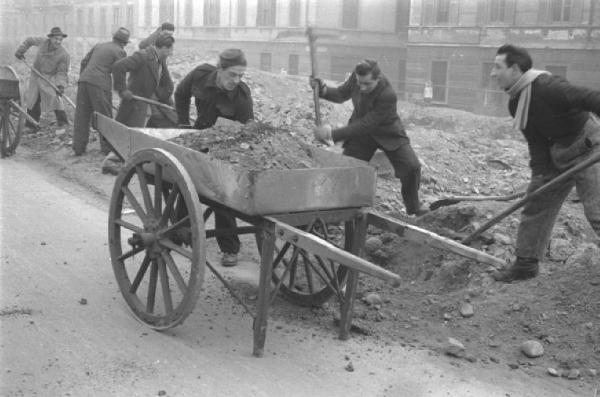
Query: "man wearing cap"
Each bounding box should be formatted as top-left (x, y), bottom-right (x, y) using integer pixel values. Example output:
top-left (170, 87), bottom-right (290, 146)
top-left (72, 27), bottom-right (130, 156)
top-left (311, 59), bottom-right (428, 217)
top-left (174, 48), bottom-right (253, 267)
top-left (100, 33), bottom-right (175, 174)
top-left (15, 27), bottom-right (71, 129)
top-left (139, 22), bottom-right (175, 50)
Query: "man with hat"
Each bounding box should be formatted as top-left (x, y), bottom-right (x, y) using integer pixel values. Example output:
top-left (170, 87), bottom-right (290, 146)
top-left (174, 48), bottom-right (254, 267)
top-left (72, 27), bottom-right (130, 156)
top-left (139, 22), bottom-right (175, 50)
top-left (15, 27), bottom-right (71, 129)
top-left (100, 32), bottom-right (175, 174)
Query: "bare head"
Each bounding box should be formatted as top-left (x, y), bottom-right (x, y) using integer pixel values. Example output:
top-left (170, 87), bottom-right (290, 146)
top-left (354, 59), bottom-right (381, 94)
top-left (491, 44), bottom-right (532, 90)
top-left (217, 49), bottom-right (247, 91)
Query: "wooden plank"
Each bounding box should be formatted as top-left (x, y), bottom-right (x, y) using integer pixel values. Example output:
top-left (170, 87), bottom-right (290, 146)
top-left (253, 223), bottom-right (276, 358)
top-left (267, 217), bottom-right (402, 286)
top-left (366, 211), bottom-right (506, 267)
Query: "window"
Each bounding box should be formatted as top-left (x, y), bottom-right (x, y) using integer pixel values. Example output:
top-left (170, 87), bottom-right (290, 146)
top-left (489, 0), bottom-right (506, 22)
top-left (87, 7), bottom-right (94, 36)
top-left (435, 0), bottom-right (450, 23)
top-left (159, 0), bottom-right (174, 24)
top-left (113, 6), bottom-right (121, 30)
top-left (145, 0), bottom-right (152, 26)
top-left (289, 0), bottom-right (301, 27)
top-left (260, 53), bottom-right (272, 72)
top-left (546, 65), bottom-right (567, 78)
top-left (184, 0), bottom-right (193, 26)
top-left (237, 0), bottom-right (247, 26)
top-left (431, 61), bottom-right (448, 102)
top-left (288, 54), bottom-right (299, 75)
top-left (204, 0), bottom-right (220, 26)
top-left (397, 59), bottom-right (406, 97)
top-left (100, 8), bottom-right (107, 36)
top-left (551, 0), bottom-right (572, 22)
top-left (342, 0), bottom-right (359, 29)
top-left (77, 8), bottom-right (84, 35)
top-left (126, 5), bottom-right (134, 32)
top-left (257, 0), bottom-right (276, 27)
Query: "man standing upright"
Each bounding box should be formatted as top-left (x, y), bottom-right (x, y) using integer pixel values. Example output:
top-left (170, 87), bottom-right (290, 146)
top-left (139, 22), bottom-right (175, 50)
top-left (312, 59), bottom-right (427, 217)
top-left (489, 44), bottom-right (600, 282)
top-left (14, 27), bottom-right (70, 130)
top-left (174, 48), bottom-right (253, 267)
top-left (72, 27), bottom-right (130, 156)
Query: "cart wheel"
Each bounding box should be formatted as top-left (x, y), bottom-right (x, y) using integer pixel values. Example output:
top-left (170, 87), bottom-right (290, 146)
top-left (108, 148), bottom-right (206, 330)
top-left (0, 99), bottom-right (24, 158)
top-left (256, 219), bottom-right (349, 307)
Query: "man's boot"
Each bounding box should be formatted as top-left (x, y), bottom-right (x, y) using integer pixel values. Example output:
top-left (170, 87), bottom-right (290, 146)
top-left (55, 110), bottom-right (69, 127)
top-left (492, 257), bottom-right (539, 282)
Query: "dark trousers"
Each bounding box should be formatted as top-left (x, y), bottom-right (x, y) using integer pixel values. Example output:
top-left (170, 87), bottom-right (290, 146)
top-left (215, 210), bottom-right (240, 254)
top-left (73, 82), bottom-right (113, 155)
top-left (26, 94), bottom-right (68, 128)
top-left (343, 135), bottom-right (422, 214)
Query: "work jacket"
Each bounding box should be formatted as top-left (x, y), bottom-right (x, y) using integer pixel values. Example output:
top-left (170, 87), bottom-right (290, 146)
top-left (112, 46), bottom-right (173, 127)
top-left (15, 37), bottom-right (70, 111)
top-left (174, 64), bottom-right (253, 129)
top-left (509, 74), bottom-right (600, 175)
top-left (321, 73), bottom-right (409, 151)
top-left (79, 40), bottom-right (127, 92)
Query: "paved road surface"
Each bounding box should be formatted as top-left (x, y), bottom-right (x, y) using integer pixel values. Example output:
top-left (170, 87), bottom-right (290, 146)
top-left (0, 155), bottom-right (588, 397)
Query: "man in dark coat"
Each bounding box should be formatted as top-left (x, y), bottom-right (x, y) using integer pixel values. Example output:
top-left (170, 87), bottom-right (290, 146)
top-left (139, 22), bottom-right (174, 50)
top-left (72, 27), bottom-right (129, 155)
top-left (101, 33), bottom-right (174, 174)
top-left (490, 44), bottom-right (600, 282)
top-left (175, 48), bottom-right (253, 267)
top-left (15, 27), bottom-right (70, 129)
top-left (312, 59), bottom-right (427, 216)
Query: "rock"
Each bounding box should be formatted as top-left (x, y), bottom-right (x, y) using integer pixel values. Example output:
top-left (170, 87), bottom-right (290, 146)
top-left (443, 312), bottom-right (452, 321)
top-left (520, 340), bottom-right (544, 358)
top-left (444, 337), bottom-right (465, 358)
top-left (158, 391), bottom-right (166, 396)
top-left (547, 367), bottom-right (560, 377)
top-left (548, 238), bottom-right (574, 261)
top-left (344, 362), bottom-right (354, 372)
top-left (566, 369), bottom-right (580, 380)
top-left (587, 368), bottom-right (597, 377)
top-left (364, 236), bottom-right (383, 254)
top-left (459, 302), bottom-right (474, 318)
top-left (492, 233), bottom-right (511, 245)
top-left (363, 292), bottom-right (382, 306)
top-left (508, 362), bottom-right (519, 369)
top-left (78, 298), bottom-right (88, 305)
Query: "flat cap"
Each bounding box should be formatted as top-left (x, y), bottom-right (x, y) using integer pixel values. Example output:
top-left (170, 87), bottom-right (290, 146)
top-left (112, 27), bottom-right (130, 44)
top-left (219, 48), bottom-right (247, 70)
top-left (161, 22), bottom-right (175, 31)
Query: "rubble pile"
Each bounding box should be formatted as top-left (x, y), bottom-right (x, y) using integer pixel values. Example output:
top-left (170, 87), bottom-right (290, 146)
top-left (168, 119), bottom-right (323, 170)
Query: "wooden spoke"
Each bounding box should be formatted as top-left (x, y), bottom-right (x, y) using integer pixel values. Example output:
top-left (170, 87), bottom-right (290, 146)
top-left (146, 259), bottom-right (159, 313)
top-left (159, 185), bottom-right (179, 226)
top-left (287, 247), bottom-right (300, 290)
top-left (154, 163), bottom-right (163, 218)
top-left (136, 165), bottom-right (154, 215)
top-left (161, 251), bottom-right (187, 294)
top-left (118, 245), bottom-right (145, 261)
top-left (300, 251), bottom-right (315, 294)
top-left (161, 215), bottom-right (190, 236)
top-left (114, 218), bottom-right (144, 234)
top-left (158, 257), bottom-right (173, 314)
top-left (122, 186), bottom-right (147, 222)
top-left (130, 254), bottom-right (151, 294)
top-left (272, 241), bottom-right (292, 270)
top-left (159, 238), bottom-right (193, 259)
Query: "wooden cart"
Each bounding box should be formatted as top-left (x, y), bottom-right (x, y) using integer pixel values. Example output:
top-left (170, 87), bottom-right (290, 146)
top-left (0, 66), bottom-right (27, 158)
top-left (94, 114), bottom-right (504, 357)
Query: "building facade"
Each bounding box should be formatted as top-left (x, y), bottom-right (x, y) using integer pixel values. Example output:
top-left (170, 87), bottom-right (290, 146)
top-left (407, 0), bottom-right (600, 115)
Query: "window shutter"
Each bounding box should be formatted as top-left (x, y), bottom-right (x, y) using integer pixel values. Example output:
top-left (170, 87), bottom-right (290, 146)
top-left (449, 0), bottom-right (459, 24)
top-left (423, 0), bottom-right (434, 25)
top-left (476, 0), bottom-right (487, 25)
top-left (571, 0), bottom-right (583, 23)
top-left (504, 0), bottom-right (516, 24)
top-left (537, 0), bottom-right (550, 24)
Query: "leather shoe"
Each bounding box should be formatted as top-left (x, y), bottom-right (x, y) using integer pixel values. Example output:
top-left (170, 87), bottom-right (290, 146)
top-left (492, 257), bottom-right (539, 282)
top-left (221, 253), bottom-right (238, 267)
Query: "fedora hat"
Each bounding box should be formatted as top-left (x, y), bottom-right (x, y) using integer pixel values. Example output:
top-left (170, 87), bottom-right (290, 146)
top-left (47, 27), bottom-right (67, 38)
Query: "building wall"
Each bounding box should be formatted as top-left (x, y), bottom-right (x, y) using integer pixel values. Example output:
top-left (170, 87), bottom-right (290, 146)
top-left (408, 0), bottom-right (600, 115)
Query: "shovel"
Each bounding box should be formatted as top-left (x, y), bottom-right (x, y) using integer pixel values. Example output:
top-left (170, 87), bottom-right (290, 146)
top-left (462, 150), bottom-right (600, 245)
top-left (20, 59), bottom-right (76, 109)
top-left (429, 191), bottom-right (526, 211)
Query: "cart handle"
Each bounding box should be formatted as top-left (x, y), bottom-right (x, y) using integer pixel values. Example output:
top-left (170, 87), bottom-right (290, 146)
top-left (265, 216), bottom-right (402, 287)
top-left (8, 99), bottom-right (39, 128)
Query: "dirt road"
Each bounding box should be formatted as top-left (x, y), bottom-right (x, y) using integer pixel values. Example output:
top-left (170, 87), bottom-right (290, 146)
top-left (0, 154), bottom-right (590, 397)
